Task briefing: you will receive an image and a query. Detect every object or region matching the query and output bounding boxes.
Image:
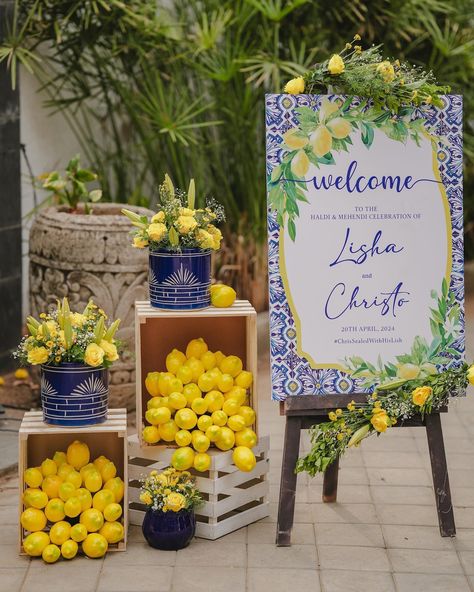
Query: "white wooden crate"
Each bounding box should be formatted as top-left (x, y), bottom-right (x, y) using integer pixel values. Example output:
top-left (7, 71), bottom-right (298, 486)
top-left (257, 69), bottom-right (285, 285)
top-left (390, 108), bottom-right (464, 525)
top-left (128, 434), bottom-right (270, 540)
top-left (18, 409), bottom-right (128, 554)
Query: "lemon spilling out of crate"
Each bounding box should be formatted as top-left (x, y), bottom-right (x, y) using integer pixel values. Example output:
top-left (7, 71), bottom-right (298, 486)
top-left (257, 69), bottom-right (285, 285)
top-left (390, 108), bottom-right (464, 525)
top-left (142, 338), bottom-right (258, 472)
top-left (21, 440), bottom-right (125, 563)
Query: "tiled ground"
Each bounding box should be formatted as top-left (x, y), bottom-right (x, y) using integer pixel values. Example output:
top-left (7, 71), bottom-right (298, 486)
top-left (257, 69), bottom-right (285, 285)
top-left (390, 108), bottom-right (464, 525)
top-left (1, 307), bottom-right (474, 591)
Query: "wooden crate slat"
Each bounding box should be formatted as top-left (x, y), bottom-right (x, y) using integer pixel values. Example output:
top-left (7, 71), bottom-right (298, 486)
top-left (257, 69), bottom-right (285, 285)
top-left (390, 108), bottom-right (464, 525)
top-left (199, 480), bottom-right (269, 518)
top-left (195, 503), bottom-right (270, 540)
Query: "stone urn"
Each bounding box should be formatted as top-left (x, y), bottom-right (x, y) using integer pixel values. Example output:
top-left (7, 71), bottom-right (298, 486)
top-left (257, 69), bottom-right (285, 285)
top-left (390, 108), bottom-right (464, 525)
top-left (29, 203), bottom-right (153, 409)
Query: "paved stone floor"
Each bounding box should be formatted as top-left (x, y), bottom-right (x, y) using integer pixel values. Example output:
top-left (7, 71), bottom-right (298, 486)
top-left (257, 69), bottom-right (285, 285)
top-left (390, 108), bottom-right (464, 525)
top-left (1, 305), bottom-right (474, 592)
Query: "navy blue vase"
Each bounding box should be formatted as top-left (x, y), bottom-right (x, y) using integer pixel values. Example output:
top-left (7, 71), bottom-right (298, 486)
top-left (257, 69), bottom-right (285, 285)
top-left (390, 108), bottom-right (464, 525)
top-left (142, 508), bottom-right (196, 550)
top-left (149, 248), bottom-right (211, 310)
top-left (41, 363), bottom-right (109, 427)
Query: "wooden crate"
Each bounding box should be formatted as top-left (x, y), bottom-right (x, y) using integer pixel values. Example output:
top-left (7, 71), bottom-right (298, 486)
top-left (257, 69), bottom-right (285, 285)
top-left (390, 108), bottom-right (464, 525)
top-left (135, 300), bottom-right (258, 446)
top-left (128, 434), bottom-right (270, 540)
top-left (18, 409), bottom-right (128, 554)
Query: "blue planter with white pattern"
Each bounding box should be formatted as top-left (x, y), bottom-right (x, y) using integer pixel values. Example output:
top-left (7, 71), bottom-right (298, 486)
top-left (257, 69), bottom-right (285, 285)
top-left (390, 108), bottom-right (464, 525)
top-left (41, 363), bottom-right (109, 426)
top-left (149, 248), bottom-right (211, 310)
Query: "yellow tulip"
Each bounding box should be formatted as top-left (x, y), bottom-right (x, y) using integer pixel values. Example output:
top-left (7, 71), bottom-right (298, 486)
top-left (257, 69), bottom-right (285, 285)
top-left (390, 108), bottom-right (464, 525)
top-left (310, 125), bottom-right (332, 157)
top-left (284, 76), bottom-right (305, 94)
top-left (328, 54), bottom-right (345, 75)
top-left (283, 128), bottom-right (309, 150)
top-left (290, 150), bottom-right (310, 177)
top-left (326, 117), bottom-right (352, 139)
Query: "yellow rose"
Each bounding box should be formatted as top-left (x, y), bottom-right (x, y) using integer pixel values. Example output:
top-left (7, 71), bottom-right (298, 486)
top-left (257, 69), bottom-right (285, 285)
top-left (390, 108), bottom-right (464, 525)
top-left (84, 343), bottom-right (105, 367)
top-left (176, 216), bottom-right (198, 235)
top-left (140, 491), bottom-right (152, 505)
top-left (70, 313), bottom-right (86, 328)
top-left (165, 492), bottom-right (186, 512)
top-left (207, 225), bottom-right (222, 250)
top-left (370, 409), bottom-right (390, 433)
top-left (99, 340), bottom-right (119, 362)
top-left (196, 229), bottom-right (215, 250)
top-left (412, 386), bottom-right (432, 406)
top-left (133, 235), bottom-right (149, 249)
top-left (376, 60), bottom-right (395, 83)
top-left (284, 76), bottom-right (305, 94)
top-left (328, 54), bottom-right (345, 75)
top-left (179, 207), bottom-right (195, 216)
top-left (467, 365), bottom-right (474, 386)
top-left (27, 347), bottom-right (50, 365)
top-left (151, 211), bottom-right (165, 223)
top-left (147, 223), bottom-right (167, 242)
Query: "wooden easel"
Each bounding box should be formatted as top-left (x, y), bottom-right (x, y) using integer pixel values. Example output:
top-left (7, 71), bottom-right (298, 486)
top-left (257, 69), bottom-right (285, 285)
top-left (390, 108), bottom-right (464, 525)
top-left (276, 394), bottom-right (455, 546)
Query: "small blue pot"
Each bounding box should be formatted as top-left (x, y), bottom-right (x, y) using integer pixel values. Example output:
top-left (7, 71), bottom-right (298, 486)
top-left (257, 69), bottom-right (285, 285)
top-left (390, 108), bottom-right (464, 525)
top-left (149, 248), bottom-right (211, 310)
top-left (40, 363), bottom-right (109, 427)
top-left (142, 508), bottom-right (196, 550)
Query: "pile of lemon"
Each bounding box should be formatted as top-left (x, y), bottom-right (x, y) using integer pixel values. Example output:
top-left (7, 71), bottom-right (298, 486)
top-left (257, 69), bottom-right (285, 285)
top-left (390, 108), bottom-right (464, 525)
top-left (21, 440), bottom-right (125, 563)
top-left (143, 338), bottom-right (258, 473)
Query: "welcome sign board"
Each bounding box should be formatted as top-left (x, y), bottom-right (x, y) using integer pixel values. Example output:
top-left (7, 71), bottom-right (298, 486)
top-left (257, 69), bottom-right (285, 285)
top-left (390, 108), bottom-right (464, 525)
top-left (266, 95), bottom-right (463, 400)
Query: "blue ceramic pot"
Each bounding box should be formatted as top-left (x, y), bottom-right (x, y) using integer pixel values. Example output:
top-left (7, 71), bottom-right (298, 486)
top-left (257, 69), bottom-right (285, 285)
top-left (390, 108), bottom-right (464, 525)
top-left (149, 248), bottom-right (211, 310)
top-left (40, 363), bottom-right (108, 426)
top-left (142, 508), bottom-right (196, 550)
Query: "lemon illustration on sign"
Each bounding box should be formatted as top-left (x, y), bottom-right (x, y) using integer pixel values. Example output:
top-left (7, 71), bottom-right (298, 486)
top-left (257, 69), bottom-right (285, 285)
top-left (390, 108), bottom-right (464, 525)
top-left (326, 117), bottom-right (352, 139)
top-left (159, 420), bottom-right (179, 442)
top-left (93, 489), bottom-right (115, 512)
top-left (99, 521), bottom-right (124, 544)
top-left (166, 348), bottom-right (186, 374)
top-left (185, 357), bottom-right (205, 382)
top-left (205, 425), bottom-right (222, 443)
top-left (143, 425), bottom-right (160, 444)
top-left (61, 539), bottom-right (78, 559)
top-left (103, 502), bottom-right (122, 522)
top-left (225, 386), bottom-right (246, 406)
top-left (219, 355), bottom-right (243, 377)
top-left (84, 470), bottom-right (102, 493)
top-left (204, 390), bottom-right (224, 412)
top-left (192, 430), bottom-right (210, 452)
top-left (183, 383), bottom-right (202, 405)
top-left (217, 373), bottom-right (234, 393)
top-left (397, 363), bottom-right (421, 380)
top-left (145, 371), bottom-right (161, 396)
top-left (67, 440), bottom-right (90, 469)
top-left (200, 350), bottom-right (216, 370)
top-left (58, 481), bottom-right (76, 501)
top-left (186, 337), bottom-right (208, 359)
top-left (21, 507), bottom-right (47, 532)
top-left (198, 371), bottom-right (216, 392)
top-left (194, 452), bottom-right (211, 472)
top-left (23, 531), bottom-right (50, 556)
top-left (235, 427), bottom-right (258, 448)
top-left (82, 533), bottom-right (108, 558)
top-left (211, 410), bottom-right (227, 427)
top-left (238, 406), bottom-right (256, 426)
top-left (222, 399), bottom-right (240, 417)
top-left (168, 391), bottom-right (187, 410)
top-left (176, 364), bottom-right (193, 385)
top-left (197, 415), bottom-right (212, 432)
top-left (93, 455), bottom-right (109, 473)
top-left (76, 488), bottom-right (93, 511)
top-left (235, 370), bottom-right (253, 389)
top-left (310, 125), bottom-right (332, 157)
top-left (80, 508), bottom-right (104, 532)
top-left (100, 461), bottom-right (116, 482)
top-left (70, 523), bottom-right (88, 542)
top-left (23, 488), bottom-right (48, 509)
top-left (65, 470), bottom-right (82, 489)
top-left (175, 429), bottom-right (192, 447)
top-left (175, 408), bottom-right (197, 430)
top-left (45, 498), bottom-right (65, 522)
top-left (24, 467), bottom-right (43, 488)
top-left (41, 458), bottom-right (57, 477)
top-left (57, 463), bottom-right (74, 480)
top-left (42, 543), bottom-right (61, 563)
top-left (227, 414), bottom-right (246, 432)
top-left (50, 521), bottom-right (71, 545)
top-left (171, 446), bottom-right (195, 470)
top-left (191, 397), bottom-right (208, 415)
top-left (215, 426), bottom-right (235, 451)
top-left (41, 474), bottom-right (63, 498)
top-left (210, 284), bottom-right (236, 308)
top-left (146, 406), bottom-right (171, 425)
top-left (104, 477), bottom-right (125, 503)
top-left (64, 496), bottom-right (82, 518)
top-left (158, 372), bottom-right (174, 396)
top-left (53, 451), bottom-right (67, 467)
top-left (233, 446), bottom-right (257, 472)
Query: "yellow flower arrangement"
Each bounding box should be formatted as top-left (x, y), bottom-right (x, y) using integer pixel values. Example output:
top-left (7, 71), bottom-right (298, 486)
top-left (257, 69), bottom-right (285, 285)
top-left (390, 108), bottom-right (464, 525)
top-left (412, 386), bottom-right (432, 406)
top-left (140, 468), bottom-right (202, 513)
top-left (148, 223), bottom-right (167, 242)
top-left (376, 60), bottom-right (396, 83)
top-left (370, 408), bottom-right (390, 433)
top-left (27, 347), bottom-right (50, 365)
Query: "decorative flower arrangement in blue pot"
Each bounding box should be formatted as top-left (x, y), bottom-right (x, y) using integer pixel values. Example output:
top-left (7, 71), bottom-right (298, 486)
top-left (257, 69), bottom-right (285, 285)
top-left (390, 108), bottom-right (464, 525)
top-left (14, 297), bottom-right (121, 426)
top-left (140, 468), bottom-right (202, 551)
top-left (123, 174), bottom-right (225, 310)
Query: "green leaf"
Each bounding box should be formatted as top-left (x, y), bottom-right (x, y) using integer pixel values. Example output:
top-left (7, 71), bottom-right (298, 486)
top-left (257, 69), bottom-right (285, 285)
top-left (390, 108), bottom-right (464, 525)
top-left (288, 218), bottom-right (296, 241)
top-left (75, 169), bottom-right (97, 182)
top-left (270, 165), bottom-right (282, 183)
top-left (187, 178), bottom-right (195, 209)
top-left (361, 123), bottom-right (374, 148)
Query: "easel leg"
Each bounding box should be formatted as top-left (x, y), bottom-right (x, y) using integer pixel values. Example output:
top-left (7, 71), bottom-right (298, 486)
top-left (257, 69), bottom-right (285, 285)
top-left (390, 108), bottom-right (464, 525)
top-left (425, 413), bottom-right (456, 537)
top-left (322, 457), bottom-right (339, 502)
top-left (276, 416), bottom-right (302, 546)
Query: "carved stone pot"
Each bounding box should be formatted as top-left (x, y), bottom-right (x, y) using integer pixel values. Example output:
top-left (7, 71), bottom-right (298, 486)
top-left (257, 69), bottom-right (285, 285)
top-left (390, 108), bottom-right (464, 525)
top-left (29, 203), bottom-right (152, 409)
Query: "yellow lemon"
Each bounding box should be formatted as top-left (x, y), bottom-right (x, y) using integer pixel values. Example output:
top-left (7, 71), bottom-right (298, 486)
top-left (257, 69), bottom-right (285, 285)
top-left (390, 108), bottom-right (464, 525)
top-left (41, 458), bottom-right (57, 477)
top-left (99, 521), bottom-right (124, 544)
top-left (24, 467), bottom-right (43, 488)
top-left (80, 508), bottom-right (104, 532)
top-left (197, 415), bottom-right (213, 432)
top-left (217, 373), bottom-right (234, 393)
top-left (239, 406), bottom-right (256, 426)
top-left (82, 533), bottom-right (108, 558)
top-left (41, 475), bottom-right (63, 499)
top-left (175, 429), bottom-right (193, 447)
top-left (219, 355), bottom-right (243, 378)
top-left (67, 440), bottom-right (90, 469)
top-left (21, 507), bottom-right (47, 532)
top-left (23, 531), bottom-right (50, 556)
top-left (103, 477), bottom-right (125, 503)
top-left (49, 521), bottom-right (71, 545)
top-left (200, 350), bottom-right (216, 371)
top-left (205, 425), bottom-right (222, 443)
top-left (142, 425), bottom-right (161, 444)
top-left (84, 470), bottom-right (102, 493)
top-left (103, 502), bottom-right (122, 522)
top-left (204, 390), bottom-right (224, 412)
top-left (61, 539), bottom-right (78, 559)
top-left (45, 498), bottom-right (65, 522)
top-left (211, 410), bottom-right (227, 427)
top-left (235, 371), bottom-right (253, 389)
top-left (80, 462), bottom-right (96, 479)
top-left (211, 285), bottom-right (236, 308)
top-left (57, 463), bottom-right (74, 480)
top-left (235, 427), bottom-right (258, 448)
top-left (184, 357), bottom-right (205, 382)
top-left (198, 371), bottom-right (216, 393)
top-left (159, 420), bottom-right (179, 442)
top-left (70, 523), bottom-right (88, 543)
top-left (327, 117), bottom-right (352, 139)
top-left (214, 350), bottom-right (225, 366)
top-left (194, 452), bottom-right (211, 472)
top-left (166, 348), bottom-right (187, 373)
top-left (158, 372), bottom-right (175, 396)
top-left (65, 470), bottom-right (82, 489)
top-left (53, 451), bottom-right (67, 467)
top-left (191, 397), bottom-right (208, 415)
top-left (222, 399), bottom-right (240, 416)
top-left (58, 481), bottom-right (76, 501)
top-left (64, 496), bottom-right (82, 518)
top-left (42, 543), bottom-right (61, 563)
top-left (171, 447), bottom-right (195, 471)
top-left (76, 488), bottom-right (93, 511)
top-left (159, 396), bottom-right (171, 409)
top-left (147, 397), bottom-right (164, 410)
top-left (208, 367), bottom-right (222, 382)
top-left (397, 363), bottom-right (421, 380)
top-left (310, 125), bottom-right (333, 157)
top-left (93, 489), bottom-right (115, 512)
top-left (184, 383), bottom-right (202, 406)
top-left (93, 455), bottom-right (110, 473)
top-left (192, 431), bottom-right (210, 453)
top-left (227, 414), bottom-right (246, 432)
top-left (145, 371), bottom-right (161, 397)
top-left (169, 392), bottom-right (187, 410)
top-left (169, 377), bottom-right (183, 393)
top-left (100, 461), bottom-right (117, 482)
top-left (224, 386), bottom-right (247, 406)
top-left (146, 407), bottom-right (171, 425)
top-left (215, 426), bottom-right (235, 451)
top-left (23, 488), bottom-right (48, 509)
top-left (186, 338), bottom-right (208, 359)
top-left (232, 446), bottom-right (257, 472)
top-left (175, 408), bottom-right (197, 430)
top-left (176, 365), bottom-right (193, 385)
